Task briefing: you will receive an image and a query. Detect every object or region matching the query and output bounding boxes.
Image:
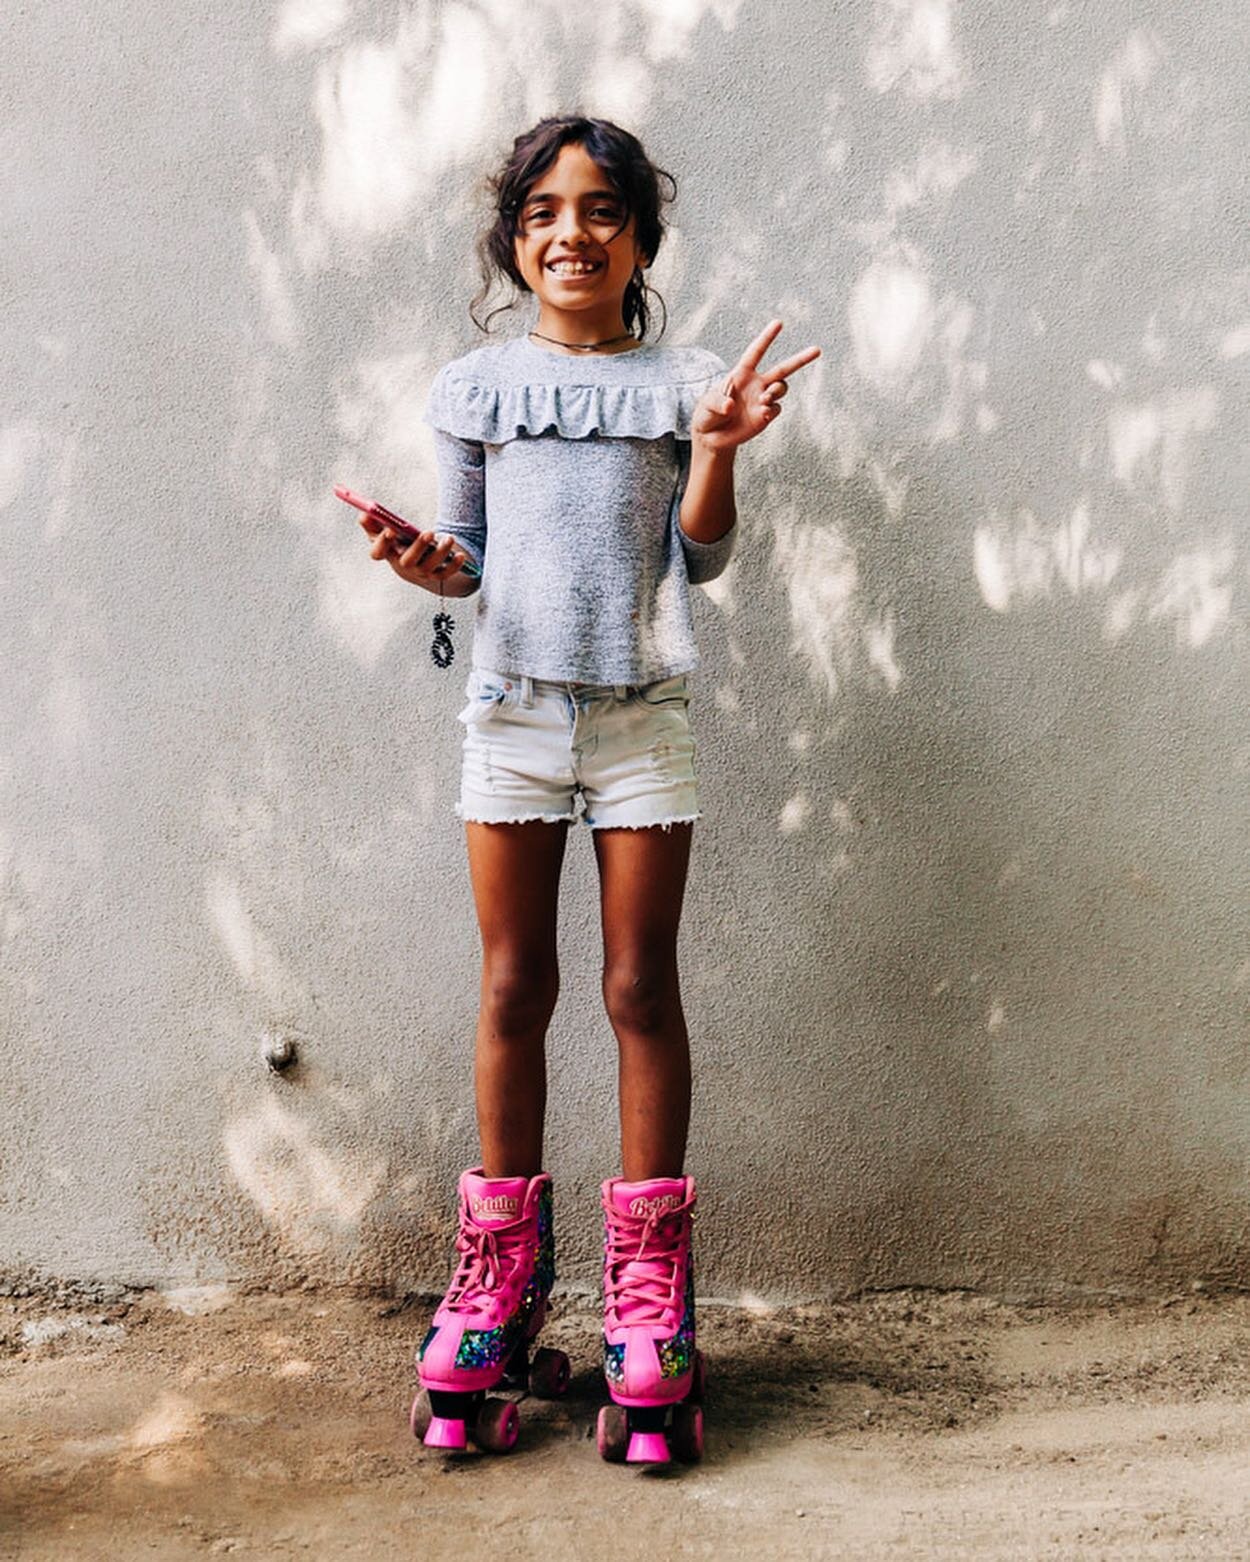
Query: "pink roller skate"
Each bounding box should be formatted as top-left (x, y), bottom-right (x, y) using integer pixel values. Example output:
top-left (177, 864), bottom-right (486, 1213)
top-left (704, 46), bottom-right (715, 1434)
top-left (597, 1175), bottom-right (706, 1466)
top-left (410, 1167), bottom-right (569, 1454)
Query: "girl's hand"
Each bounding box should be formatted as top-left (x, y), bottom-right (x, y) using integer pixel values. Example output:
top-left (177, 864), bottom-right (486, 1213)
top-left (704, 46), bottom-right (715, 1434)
top-left (691, 319), bottom-right (821, 452)
top-left (361, 516), bottom-right (473, 592)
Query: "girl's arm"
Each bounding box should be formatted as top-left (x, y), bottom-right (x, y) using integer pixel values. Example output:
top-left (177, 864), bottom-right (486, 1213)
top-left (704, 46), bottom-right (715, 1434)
top-left (403, 429), bottom-right (486, 596)
top-left (680, 322), bottom-right (822, 566)
top-left (678, 439), bottom-right (737, 546)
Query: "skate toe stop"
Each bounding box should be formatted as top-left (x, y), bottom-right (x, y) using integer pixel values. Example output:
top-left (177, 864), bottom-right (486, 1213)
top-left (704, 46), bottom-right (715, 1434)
top-left (424, 1415), bottom-right (468, 1450)
top-left (626, 1430), bottom-right (672, 1464)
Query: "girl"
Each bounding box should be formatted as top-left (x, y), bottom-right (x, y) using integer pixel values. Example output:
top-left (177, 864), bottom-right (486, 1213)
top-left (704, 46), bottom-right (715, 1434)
top-left (361, 114), bottom-right (819, 1464)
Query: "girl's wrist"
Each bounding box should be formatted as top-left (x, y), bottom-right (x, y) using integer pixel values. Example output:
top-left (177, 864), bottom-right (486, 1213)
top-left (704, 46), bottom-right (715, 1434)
top-left (691, 435), bottom-right (738, 464)
top-left (417, 569), bottom-right (478, 597)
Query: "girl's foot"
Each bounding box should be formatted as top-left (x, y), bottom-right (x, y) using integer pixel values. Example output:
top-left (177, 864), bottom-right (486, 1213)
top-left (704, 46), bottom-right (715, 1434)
top-left (598, 1174), bottom-right (706, 1464)
top-left (412, 1167), bottom-right (568, 1452)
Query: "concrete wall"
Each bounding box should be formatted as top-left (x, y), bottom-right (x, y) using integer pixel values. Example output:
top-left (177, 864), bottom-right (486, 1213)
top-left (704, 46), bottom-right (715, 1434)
top-left (4, 0), bottom-right (1248, 1303)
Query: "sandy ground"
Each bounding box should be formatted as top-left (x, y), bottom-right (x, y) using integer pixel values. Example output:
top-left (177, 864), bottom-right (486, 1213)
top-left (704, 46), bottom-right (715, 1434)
top-left (2, 1281), bottom-right (1249, 1561)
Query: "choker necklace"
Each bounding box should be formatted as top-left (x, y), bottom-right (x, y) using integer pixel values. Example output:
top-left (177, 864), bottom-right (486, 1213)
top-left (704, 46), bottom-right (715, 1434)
top-left (528, 329), bottom-right (639, 353)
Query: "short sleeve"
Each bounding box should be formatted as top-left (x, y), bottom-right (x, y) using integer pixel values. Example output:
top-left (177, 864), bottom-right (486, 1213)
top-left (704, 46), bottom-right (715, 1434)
top-left (431, 428), bottom-right (486, 581)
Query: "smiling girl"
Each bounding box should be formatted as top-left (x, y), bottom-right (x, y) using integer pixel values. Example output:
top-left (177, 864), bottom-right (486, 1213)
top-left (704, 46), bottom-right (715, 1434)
top-left (361, 114), bottom-right (819, 1464)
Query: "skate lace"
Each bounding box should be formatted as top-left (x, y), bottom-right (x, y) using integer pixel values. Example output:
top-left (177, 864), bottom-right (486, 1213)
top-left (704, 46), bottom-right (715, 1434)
top-left (604, 1206), bottom-right (688, 1329)
top-left (444, 1219), bottom-right (530, 1315)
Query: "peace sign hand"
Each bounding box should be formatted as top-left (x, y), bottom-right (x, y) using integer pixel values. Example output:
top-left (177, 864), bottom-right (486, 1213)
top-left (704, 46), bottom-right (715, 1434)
top-left (691, 320), bottom-right (821, 452)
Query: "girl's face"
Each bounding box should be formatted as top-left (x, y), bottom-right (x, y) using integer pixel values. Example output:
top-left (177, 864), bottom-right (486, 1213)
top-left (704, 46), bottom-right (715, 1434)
top-left (512, 142), bottom-right (646, 326)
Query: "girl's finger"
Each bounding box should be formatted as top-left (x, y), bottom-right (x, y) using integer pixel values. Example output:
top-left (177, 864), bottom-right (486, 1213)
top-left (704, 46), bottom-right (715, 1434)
top-left (425, 536), bottom-right (460, 575)
top-left (758, 344), bottom-right (822, 383)
top-left (697, 390), bottom-right (733, 427)
top-left (735, 318), bottom-right (784, 377)
top-left (762, 380), bottom-right (788, 403)
top-left (404, 542), bottom-right (442, 571)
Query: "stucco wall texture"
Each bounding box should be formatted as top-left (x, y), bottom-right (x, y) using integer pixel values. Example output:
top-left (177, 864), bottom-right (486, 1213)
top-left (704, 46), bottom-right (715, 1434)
top-left (4, 1), bottom-right (1249, 1305)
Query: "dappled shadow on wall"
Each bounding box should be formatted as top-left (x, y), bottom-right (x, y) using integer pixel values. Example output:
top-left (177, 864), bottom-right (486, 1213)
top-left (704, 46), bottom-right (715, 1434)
top-left (230, 0), bottom-right (1250, 1087)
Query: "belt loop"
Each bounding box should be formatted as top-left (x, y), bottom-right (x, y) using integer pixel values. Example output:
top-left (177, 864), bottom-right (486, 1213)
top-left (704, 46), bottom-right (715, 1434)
top-left (614, 683), bottom-right (628, 701)
top-left (521, 674), bottom-right (534, 707)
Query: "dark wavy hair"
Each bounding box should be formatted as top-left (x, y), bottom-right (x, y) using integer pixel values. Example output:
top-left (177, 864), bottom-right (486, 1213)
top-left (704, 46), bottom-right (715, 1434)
top-left (469, 114), bottom-right (676, 342)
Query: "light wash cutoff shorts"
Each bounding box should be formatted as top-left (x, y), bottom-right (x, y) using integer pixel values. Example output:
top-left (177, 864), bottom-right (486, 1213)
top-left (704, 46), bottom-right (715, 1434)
top-left (455, 666), bottom-right (701, 831)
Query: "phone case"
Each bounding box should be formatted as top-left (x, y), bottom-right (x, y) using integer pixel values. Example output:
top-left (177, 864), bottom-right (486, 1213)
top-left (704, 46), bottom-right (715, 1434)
top-left (334, 485), bottom-right (481, 578)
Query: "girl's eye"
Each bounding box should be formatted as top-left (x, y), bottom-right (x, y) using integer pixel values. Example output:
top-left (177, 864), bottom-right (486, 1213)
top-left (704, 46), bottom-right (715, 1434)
top-left (522, 206), bottom-right (621, 224)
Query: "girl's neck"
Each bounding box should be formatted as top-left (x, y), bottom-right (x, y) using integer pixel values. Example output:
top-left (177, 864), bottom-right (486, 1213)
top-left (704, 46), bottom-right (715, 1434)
top-left (530, 306), bottom-right (640, 355)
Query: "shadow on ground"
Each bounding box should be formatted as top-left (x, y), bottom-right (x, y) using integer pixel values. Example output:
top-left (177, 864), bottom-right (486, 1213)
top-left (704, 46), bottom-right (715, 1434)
top-left (3, 1284), bottom-right (1249, 1558)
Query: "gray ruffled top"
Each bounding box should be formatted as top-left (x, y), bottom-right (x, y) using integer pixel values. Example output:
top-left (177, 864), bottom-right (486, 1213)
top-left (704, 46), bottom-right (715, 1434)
top-left (421, 334), bottom-right (737, 685)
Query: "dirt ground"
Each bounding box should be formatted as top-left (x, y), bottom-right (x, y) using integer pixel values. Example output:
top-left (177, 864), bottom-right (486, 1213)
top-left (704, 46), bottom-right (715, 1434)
top-left (2, 1281), bottom-right (1249, 1561)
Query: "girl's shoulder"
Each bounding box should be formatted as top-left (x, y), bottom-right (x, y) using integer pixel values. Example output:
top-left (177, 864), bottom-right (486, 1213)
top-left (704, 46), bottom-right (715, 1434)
top-left (423, 336), bottom-right (728, 443)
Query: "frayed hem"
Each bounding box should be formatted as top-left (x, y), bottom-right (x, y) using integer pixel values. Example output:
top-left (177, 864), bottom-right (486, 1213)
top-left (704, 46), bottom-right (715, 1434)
top-left (455, 807), bottom-right (578, 826)
top-left (586, 811), bottom-right (702, 833)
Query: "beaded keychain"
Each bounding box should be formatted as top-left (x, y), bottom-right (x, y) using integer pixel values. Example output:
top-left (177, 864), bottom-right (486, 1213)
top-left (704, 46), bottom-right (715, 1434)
top-left (431, 575), bottom-right (456, 669)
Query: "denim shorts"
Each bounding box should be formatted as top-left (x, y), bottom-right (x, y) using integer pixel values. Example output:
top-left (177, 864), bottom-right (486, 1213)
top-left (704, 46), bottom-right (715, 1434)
top-left (454, 666), bottom-right (700, 831)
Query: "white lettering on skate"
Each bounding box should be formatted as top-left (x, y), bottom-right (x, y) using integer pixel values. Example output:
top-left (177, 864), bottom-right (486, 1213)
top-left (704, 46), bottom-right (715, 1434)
top-left (628, 1194), bottom-right (682, 1219)
top-left (471, 1195), bottom-right (520, 1218)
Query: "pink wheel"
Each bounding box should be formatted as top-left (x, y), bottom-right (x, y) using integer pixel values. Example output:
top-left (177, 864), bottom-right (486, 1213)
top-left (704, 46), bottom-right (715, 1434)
top-left (529, 1347), bottom-right (571, 1399)
top-left (596, 1403), bottom-right (628, 1463)
top-left (472, 1397), bottom-right (519, 1454)
top-left (670, 1403), bottom-right (704, 1464)
top-left (689, 1349), bottom-right (707, 1404)
top-left (409, 1389), bottom-right (432, 1440)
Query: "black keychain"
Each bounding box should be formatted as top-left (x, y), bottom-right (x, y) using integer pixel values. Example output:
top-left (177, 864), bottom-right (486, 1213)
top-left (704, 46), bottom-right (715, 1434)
top-left (431, 576), bottom-right (456, 668)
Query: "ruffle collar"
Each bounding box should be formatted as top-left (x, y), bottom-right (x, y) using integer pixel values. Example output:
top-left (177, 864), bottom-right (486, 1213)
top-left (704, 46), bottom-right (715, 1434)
top-left (423, 337), bottom-right (726, 443)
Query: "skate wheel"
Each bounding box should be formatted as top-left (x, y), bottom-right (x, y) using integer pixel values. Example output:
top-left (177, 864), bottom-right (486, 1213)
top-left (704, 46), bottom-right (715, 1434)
top-left (472, 1397), bottom-right (519, 1454)
top-left (596, 1404), bottom-right (628, 1463)
top-left (670, 1402), bottom-right (704, 1463)
top-left (689, 1349), bottom-right (707, 1404)
top-left (529, 1346), bottom-right (571, 1399)
top-left (409, 1389), bottom-right (432, 1441)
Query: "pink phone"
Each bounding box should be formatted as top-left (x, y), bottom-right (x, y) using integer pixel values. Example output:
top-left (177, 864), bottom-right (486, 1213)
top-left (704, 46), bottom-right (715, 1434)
top-left (334, 486), bottom-right (481, 578)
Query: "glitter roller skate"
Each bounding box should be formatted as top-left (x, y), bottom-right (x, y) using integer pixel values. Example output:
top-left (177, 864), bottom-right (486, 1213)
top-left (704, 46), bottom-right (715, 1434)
top-left (597, 1175), bottom-right (706, 1466)
top-left (410, 1167), bottom-right (569, 1454)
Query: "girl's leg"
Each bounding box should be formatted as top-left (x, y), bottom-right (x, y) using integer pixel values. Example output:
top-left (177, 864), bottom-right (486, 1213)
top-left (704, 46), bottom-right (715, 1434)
top-left (592, 822), bottom-right (694, 1181)
top-left (464, 819), bottom-right (570, 1177)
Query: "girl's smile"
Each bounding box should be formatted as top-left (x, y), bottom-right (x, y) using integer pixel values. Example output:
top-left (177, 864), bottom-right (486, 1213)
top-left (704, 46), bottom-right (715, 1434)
top-left (546, 259), bottom-right (604, 279)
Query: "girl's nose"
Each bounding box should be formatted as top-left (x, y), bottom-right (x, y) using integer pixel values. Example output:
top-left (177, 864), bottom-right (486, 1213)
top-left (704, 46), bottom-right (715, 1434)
top-left (556, 211), bottom-right (590, 245)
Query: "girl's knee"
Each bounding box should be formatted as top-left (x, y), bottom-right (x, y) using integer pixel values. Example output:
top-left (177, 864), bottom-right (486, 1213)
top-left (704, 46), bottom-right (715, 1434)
top-left (602, 960), bottom-right (680, 1036)
top-left (481, 959), bottom-right (559, 1037)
